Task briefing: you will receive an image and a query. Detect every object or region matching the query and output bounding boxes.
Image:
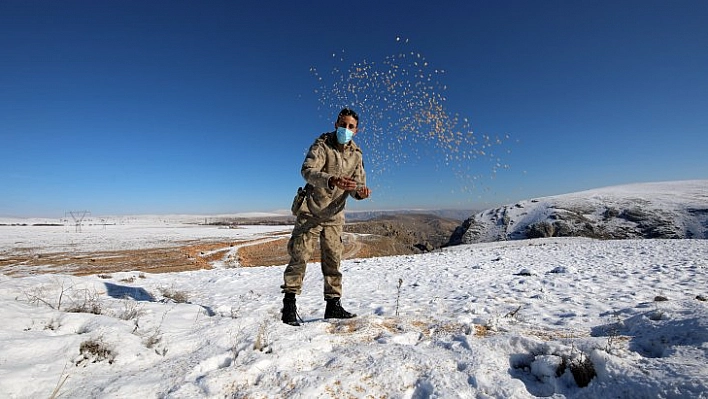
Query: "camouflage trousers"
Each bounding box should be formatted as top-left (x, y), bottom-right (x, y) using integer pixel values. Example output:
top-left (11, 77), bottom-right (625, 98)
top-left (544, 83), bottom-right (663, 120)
top-left (281, 217), bottom-right (343, 299)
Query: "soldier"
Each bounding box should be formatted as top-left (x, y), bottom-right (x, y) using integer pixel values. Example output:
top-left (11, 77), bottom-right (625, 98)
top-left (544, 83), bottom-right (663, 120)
top-left (281, 108), bottom-right (372, 326)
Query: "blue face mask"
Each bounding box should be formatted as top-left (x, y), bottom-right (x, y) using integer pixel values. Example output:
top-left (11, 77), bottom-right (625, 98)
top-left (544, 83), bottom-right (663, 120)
top-left (336, 126), bottom-right (354, 144)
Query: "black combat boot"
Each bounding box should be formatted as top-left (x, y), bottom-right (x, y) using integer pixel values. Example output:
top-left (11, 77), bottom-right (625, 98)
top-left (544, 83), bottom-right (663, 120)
top-left (324, 298), bottom-right (356, 319)
top-left (281, 293), bottom-right (300, 326)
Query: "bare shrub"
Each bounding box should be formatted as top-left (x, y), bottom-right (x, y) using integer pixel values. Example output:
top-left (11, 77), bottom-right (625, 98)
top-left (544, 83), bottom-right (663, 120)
top-left (604, 312), bottom-right (623, 354)
top-left (158, 286), bottom-right (189, 303)
top-left (570, 353), bottom-right (596, 387)
top-left (254, 320), bottom-right (272, 353)
top-left (117, 298), bottom-right (144, 321)
top-left (134, 309), bottom-right (169, 356)
top-left (24, 279), bottom-right (71, 310)
top-left (395, 278), bottom-right (403, 316)
top-left (144, 330), bottom-right (162, 349)
top-left (229, 327), bottom-right (247, 360)
top-left (23, 279), bottom-right (103, 315)
top-left (65, 288), bottom-right (103, 315)
top-left (553, 344), bottom-right (597, 389)
top-left (76, 338), bottom-right (114, 366)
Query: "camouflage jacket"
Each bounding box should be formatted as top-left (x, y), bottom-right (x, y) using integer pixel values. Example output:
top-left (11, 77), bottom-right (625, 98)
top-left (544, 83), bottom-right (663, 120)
top-left (298, 132), bottom-right (366, 225)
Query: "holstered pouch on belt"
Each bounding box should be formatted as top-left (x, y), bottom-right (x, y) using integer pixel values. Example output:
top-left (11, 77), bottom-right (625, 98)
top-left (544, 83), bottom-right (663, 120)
top-left (291, 186), bottom-right (307, 216)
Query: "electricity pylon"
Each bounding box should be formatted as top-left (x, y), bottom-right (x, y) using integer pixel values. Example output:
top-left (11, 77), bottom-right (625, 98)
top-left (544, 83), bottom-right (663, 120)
top-left (66, 210), bottom-right (90, 233)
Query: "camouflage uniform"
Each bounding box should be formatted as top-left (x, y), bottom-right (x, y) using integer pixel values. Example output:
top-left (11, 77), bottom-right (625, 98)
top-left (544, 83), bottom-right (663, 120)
top-left (282, 132), bottom-right (366, 299)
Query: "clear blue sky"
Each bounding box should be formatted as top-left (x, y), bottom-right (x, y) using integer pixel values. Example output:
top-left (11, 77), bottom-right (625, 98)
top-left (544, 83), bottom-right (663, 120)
top-left (1, 0), bottom-right (706, 218)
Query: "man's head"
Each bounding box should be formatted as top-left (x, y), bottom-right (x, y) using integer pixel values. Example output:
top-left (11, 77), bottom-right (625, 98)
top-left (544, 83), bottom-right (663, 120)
top-left (335, 108), bottom-right (359, 134)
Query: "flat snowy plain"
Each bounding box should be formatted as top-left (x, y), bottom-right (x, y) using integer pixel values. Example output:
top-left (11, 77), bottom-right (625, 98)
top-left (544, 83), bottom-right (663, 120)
top-left (0, 217), bottom-right (707, 398)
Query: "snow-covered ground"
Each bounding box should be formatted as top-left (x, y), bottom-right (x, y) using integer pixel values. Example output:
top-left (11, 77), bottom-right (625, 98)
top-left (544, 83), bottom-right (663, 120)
top-left (0, 221), bottom-right (289, 255)
top-left (1, 219), bottom-right (707, 398)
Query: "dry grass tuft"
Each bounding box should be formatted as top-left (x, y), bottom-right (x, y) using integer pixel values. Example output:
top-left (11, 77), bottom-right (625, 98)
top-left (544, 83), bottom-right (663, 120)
top-left (326, 319), bottom-right (362, 335)
top-left (474, 324), bottom-right (491, 337)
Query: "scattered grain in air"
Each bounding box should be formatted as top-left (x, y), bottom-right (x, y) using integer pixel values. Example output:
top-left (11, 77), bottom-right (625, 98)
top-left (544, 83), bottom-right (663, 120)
top-left (311, 39), bottom-right (511, 194)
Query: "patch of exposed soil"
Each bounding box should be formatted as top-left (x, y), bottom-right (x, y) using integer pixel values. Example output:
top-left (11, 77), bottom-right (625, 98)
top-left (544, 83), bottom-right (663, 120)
top-left (237, 238), bottom-right (290, 267)
top-left (0, 241), bottom-right (240, 276)
top-left (236, 233), bottom-right (412, 267)
top-left (2, 214), bottom-right (459, 276)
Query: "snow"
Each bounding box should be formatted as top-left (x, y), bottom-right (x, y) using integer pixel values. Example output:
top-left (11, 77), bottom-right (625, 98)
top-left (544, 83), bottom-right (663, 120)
top-left (0, 220), bottom-right (287, 255)
top-left (1, 234), bottom-right (707, 397)
top-left (1, 182), bottom-right (708, 398)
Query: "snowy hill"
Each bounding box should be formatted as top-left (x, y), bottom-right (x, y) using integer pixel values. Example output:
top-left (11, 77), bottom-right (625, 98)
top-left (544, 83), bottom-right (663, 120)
top-left (450, 180), bottom-right (708, 244)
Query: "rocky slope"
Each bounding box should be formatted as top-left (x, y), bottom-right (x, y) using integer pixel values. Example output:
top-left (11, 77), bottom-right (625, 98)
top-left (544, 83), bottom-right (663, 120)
top-left (344, 213), bottom-right (462, 252)
top-left (449, 180), bottom-right (708, 245)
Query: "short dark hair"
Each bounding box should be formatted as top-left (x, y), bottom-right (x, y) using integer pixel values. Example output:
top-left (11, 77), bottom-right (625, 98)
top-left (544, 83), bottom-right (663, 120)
top-left (338, 108), bottom-right (359, 124)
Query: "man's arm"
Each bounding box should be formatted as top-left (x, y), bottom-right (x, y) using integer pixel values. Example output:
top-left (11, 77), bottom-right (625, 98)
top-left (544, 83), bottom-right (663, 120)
top-left (301, 142), bottom-right (333, 188)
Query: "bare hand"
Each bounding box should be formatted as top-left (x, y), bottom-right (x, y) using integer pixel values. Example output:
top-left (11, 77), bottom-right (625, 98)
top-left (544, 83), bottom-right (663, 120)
top-left (356, 186), bottom-right (371, 199)
top-left (331, 176), bottom-right (358, 190)
top-left (330, 177), bottom-right (371, 199)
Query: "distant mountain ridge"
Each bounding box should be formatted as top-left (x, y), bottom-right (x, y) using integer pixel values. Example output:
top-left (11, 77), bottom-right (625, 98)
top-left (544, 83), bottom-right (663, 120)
top-left (449, 180), bottom-right (708, 245)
